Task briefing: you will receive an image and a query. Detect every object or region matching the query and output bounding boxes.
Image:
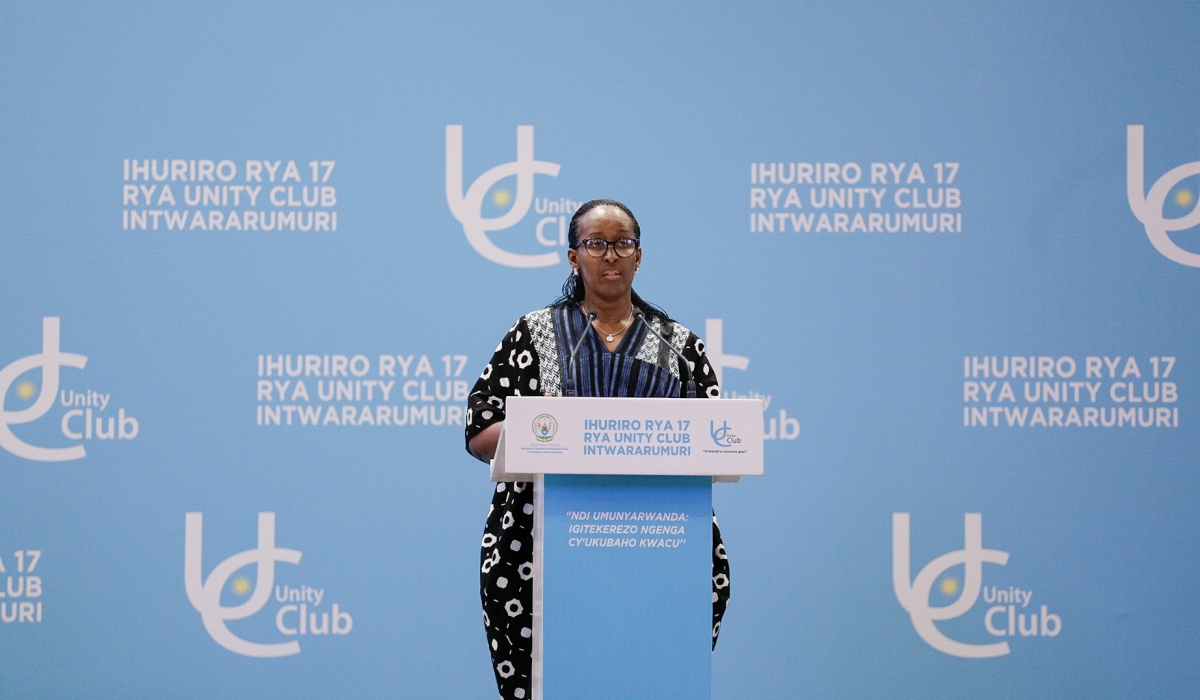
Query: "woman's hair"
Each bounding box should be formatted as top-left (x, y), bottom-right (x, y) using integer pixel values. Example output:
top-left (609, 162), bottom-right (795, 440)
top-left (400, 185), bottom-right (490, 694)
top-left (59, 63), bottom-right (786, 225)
top-left (549, 199), bottom-right (670, 321)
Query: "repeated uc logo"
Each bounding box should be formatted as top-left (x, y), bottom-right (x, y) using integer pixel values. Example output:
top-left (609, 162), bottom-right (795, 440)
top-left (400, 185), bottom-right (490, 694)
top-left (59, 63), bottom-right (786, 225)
top-left (446, 125), bottom-right (572, 268)
top-left (703, 318), bottom-right (799, 440)
top-left (185, 512), bottom-right (352, 658)
top-left (0, 317), bottom-right (137, 462)
top-left (892, 513), bottom-right (1061, 658)
top-left (1127, 125), bottom-right (1200, 267)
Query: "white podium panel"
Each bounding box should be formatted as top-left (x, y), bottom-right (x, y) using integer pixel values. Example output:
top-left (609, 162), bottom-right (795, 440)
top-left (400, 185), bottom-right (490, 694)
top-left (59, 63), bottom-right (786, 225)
top-left (491, 396), bottom-right (764, 480)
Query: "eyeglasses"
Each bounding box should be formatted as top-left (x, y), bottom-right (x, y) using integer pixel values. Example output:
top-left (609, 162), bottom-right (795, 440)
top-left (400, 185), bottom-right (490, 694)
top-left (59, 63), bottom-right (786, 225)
top-left (578, 237), bottom-right (639, 258)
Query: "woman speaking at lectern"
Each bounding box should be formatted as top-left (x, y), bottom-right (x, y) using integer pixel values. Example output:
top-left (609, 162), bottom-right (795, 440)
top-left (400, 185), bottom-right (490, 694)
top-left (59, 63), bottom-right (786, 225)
top-left (464, 200), bottom-right (731, 700)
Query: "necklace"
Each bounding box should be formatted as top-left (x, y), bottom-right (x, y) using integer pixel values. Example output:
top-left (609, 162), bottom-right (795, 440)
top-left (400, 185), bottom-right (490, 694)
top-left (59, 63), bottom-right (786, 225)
top-left (585, 305), bottom-right (635, 343)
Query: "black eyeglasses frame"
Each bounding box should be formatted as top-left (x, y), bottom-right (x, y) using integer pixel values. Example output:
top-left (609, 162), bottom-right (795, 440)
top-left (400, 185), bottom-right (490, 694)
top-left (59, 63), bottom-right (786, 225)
top-left (577, 237), bottom-right (640, 258)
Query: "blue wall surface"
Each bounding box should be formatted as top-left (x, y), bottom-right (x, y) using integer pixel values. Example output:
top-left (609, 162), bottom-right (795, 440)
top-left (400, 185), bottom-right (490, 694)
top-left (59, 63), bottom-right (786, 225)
top-left (0, 2), bottom-right (1197, 698)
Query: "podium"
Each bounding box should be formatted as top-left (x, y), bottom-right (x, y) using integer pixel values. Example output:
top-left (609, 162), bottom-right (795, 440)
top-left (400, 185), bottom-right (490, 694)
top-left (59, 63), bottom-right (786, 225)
top-left (491, 396), bottom-right (764, 700)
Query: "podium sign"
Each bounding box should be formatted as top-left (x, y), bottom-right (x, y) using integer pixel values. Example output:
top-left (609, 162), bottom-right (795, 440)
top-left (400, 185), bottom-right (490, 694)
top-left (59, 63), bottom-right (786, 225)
top-left (495, 396), bottom-right (764, 480)
top-left (491, 397), bottom-right (764, 700)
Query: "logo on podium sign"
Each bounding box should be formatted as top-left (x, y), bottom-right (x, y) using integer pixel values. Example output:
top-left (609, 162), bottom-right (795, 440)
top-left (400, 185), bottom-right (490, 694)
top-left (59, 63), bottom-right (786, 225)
top-left (709, 420), bottom-right (742, 447)
top-left (532, 414), bottom-right (558, 442)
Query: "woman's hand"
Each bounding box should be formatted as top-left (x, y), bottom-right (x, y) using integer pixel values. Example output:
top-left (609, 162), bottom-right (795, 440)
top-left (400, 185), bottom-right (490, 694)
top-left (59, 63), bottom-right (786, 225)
top-left (468, 422), bottom-right (503, 463)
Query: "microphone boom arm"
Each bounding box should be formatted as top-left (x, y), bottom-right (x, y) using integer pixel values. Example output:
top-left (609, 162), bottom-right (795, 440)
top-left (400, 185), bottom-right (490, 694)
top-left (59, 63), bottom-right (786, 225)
top-left (565, 311), bottom-right (598, 397)
top-left (635, 312), bottom-right (697, 399)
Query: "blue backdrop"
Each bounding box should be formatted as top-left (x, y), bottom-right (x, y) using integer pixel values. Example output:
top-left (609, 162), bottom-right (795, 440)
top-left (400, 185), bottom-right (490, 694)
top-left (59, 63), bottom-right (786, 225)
top-left (1, 2), bottom-right (1197, 698)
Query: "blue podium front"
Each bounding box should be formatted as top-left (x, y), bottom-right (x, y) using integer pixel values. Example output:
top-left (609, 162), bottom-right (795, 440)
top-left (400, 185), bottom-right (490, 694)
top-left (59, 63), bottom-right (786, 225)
top-left (540, 475), bottom-right (713, 700)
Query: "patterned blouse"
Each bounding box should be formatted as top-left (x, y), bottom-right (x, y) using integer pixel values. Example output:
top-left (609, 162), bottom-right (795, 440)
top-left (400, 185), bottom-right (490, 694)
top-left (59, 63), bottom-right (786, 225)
top-left (465, 305), bottom-right (718, 440)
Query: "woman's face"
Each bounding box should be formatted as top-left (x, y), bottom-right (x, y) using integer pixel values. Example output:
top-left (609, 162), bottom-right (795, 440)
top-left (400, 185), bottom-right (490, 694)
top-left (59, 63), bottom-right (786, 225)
top-left (567, 205), bottom-right (642, 305)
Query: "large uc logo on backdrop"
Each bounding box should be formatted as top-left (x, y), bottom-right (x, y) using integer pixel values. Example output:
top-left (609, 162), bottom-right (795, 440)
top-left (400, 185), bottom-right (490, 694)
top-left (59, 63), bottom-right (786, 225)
top-left (185, 512), bottom-right (352, 658)
top-left (893, 513), bottom-right (1061, 659)
top-left (447, 125), bottom-right (577, 268)
top-left (702, 318), bottom-right (799, 441)
top-left (0, 317), bottom-right (138, 462)
top-left (1127, 125), bottom-right (1200, 267)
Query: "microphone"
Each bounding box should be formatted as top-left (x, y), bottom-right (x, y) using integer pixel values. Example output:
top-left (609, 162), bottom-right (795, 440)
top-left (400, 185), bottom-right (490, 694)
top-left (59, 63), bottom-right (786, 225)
top-left (565, 310), bottom-right (597, 397)
top-left (635, 312), bottom-right (696, 398)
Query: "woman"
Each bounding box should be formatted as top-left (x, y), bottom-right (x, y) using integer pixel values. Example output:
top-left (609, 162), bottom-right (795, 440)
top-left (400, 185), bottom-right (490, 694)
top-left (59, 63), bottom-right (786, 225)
top-left (464, 199), bottom-right (731, 700)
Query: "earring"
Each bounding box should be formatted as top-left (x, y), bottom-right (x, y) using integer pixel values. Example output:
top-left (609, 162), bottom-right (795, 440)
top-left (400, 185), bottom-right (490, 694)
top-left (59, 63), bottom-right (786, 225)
top-left (573, 267), bottom-right (580, 276)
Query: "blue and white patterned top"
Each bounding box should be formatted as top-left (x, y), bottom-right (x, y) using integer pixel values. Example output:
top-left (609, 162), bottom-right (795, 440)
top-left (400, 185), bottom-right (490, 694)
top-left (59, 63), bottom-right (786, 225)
top-left (465, 304), bottom-right (719, 451)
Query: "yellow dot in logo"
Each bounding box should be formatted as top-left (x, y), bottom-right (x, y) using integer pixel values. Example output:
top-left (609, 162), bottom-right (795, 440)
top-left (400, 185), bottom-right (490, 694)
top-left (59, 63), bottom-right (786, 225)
top-left (939, 577), bottom-right (959, 596)
top-left (231, 576), bottom-right (252, 596)
top-left (16, 381), bottom-right (36, 400)
top-left (492, 189), bottom-right (511, 207)
top-left (1174, 188), bottom-right (1194, 208)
